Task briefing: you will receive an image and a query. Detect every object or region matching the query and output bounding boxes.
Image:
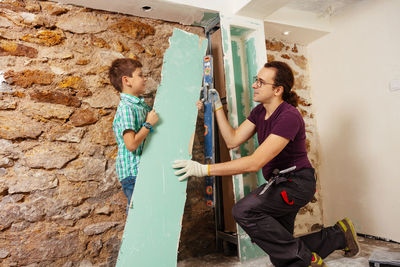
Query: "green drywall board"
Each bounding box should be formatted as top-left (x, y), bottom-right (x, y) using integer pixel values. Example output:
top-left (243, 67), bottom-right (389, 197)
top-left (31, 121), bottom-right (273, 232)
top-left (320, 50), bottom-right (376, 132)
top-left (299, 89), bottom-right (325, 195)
top-left (116, 28), bottom-right (207, 267)
top-left (244, 37), bottom-right (265, 187)
top-left (231, 39), bottom-right (248, 156)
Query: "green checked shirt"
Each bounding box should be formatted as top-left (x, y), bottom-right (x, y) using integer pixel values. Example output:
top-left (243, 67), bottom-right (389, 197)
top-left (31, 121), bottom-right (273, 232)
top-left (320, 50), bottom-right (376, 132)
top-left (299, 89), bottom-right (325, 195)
top-left (113, 93), bottom-right (152, 181)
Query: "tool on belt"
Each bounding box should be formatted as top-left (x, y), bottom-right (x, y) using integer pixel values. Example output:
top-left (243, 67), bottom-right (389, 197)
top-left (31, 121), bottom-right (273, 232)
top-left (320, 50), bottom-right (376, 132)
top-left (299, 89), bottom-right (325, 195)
top-left (259, 166), bottom-right (296, 195)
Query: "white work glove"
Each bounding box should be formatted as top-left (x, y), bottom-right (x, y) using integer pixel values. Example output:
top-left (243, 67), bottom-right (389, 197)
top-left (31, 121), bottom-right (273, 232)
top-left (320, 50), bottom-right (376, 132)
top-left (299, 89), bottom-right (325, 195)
top-left (209, 89), bottom-right (222, 112)
top-left (172, 160), bottom-right (208, 181)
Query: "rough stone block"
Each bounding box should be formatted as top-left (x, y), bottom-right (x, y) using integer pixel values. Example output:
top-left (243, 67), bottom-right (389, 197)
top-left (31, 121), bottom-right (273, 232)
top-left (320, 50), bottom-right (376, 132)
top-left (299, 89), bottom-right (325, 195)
top-left (39, 1), bottom-right (69, 16)
top-left (51, 204), bottom-right (91, 222)
top-left (298, 97), bottom-right (311, 107)
top-left (91, 35), bottom-right (110, 48)
top-left (4, 70), bottom-right (54, 88)
top-left (84, 89), bottom-right (119, 109)
top-left (69, 108), bottom-right (98, 127)
top-left (76, 59), bottom-right (90, 65)
top-left (21, 30), bottom-right (65, 46)
top-left (112, 40), bottom-right (129, 53)
top-left (24, 142), bottom-right (79, 169)
top-left (48, 125), bottom-right (86, 143)
top-left (30, 90), bottom-right (81, 107)
top-left (63, 157), bottom-right (106, 182)
top-left (266, 39), bottom-right (285, 52)
top-left (0, 97), bottom-right (17, 110)
top-left (0, 204), bottom-right (21, 231)
top-left (87, 116), bottom-right (116, 146)
top-left (21, 101), bottom-right (74, 120)
top-left (0, 16), bottom-right (14, 27)
top-left (0, 112), bottom-right (43, 140)
top-left (292, 54), bottom-right (308, 70)
top-left (0, 157), bottom-right (13, 167)
top-left (57, 12), bottom-right (108, 34)
top-left (0, 248), bottom-right (9, 259)
top-left (83, 221), bottom-right (120, 235)
top-left (0, 2), bottom-right (27, 12)
top-left (58, 76), bottom-right (85, 90)
top-left (9, 231), bottom-right (80, 265)
top-left (294, 74), bottom-right (307, 90)
top-left (0, 182), bottom-right (8, 195)
top-left (110, 18), bottom-right (155, 39)
top-left (0, 40), bottom-right (38, 58)
top-left (95, 205), bottom-right (112, 215)
top-left (58, 76), bottom-right (92, 96)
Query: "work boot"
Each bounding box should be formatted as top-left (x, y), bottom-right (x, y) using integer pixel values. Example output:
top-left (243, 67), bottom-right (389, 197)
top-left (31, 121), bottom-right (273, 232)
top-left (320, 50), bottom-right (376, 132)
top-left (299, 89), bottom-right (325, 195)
top-left (309, 252), bottom-right (327, 267)
top-left (336, 217), bottom-right (361, 257)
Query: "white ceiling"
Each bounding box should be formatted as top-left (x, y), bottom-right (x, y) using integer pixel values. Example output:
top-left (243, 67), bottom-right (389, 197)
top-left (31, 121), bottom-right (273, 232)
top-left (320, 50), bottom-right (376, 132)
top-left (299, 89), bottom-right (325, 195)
top-left (54, 0), bottom-right (360, 45)
top-left (287, 0), bottom-right (361, 16)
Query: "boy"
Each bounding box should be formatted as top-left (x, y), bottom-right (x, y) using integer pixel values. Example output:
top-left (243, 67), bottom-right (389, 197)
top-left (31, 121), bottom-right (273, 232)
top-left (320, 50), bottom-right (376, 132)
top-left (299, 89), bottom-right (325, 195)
top-left (109, 58), bottom-right (159, 214)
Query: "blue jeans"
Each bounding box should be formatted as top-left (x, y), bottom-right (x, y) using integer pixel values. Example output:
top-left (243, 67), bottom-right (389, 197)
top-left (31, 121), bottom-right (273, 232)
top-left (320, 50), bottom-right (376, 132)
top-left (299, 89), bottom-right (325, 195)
top-left (120, 176), bottom-right (136, 214)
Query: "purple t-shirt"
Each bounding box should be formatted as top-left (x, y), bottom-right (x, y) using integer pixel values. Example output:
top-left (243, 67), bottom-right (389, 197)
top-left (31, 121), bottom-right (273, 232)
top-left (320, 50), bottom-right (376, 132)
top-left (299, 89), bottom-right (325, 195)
top-left (247, 101), bottom-right (312, 178)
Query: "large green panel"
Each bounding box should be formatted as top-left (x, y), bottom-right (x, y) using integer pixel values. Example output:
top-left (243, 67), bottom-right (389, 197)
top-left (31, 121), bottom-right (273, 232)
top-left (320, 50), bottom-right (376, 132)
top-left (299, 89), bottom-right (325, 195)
top-left (231, 40), bottom-right (246, 131)
top-left (116, 29), bottom-right (207, 267)
top-left (245, 37), bottom-right (265, 187)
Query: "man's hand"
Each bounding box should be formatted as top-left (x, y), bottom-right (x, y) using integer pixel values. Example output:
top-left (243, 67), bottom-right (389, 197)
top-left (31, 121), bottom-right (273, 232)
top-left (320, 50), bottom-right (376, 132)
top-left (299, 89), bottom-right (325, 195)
top-left (172, 160), bottom-right (208, 181)
top-left (209, 89), bottom-right (222, 112)
top-left (146, 109), bottom-right (159, 126)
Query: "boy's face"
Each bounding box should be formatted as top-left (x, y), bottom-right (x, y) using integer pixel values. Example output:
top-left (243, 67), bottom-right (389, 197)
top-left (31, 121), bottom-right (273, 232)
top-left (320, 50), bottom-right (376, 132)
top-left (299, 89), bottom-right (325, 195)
top-left (123, 68), bottom-right (146, 95)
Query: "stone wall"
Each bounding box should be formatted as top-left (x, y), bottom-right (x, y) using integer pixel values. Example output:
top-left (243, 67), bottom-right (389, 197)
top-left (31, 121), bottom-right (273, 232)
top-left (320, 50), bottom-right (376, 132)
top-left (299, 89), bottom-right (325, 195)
top-left (266, 39), bottom-right (324, 235)
top-left (0, 1), bottom-right (208, 266)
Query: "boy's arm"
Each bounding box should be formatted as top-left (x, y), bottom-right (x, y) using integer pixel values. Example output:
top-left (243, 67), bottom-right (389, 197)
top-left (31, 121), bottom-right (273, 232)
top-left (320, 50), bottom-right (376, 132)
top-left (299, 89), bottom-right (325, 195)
top-left (123, 109), bottom-right (158, 152)
top-left (123, 127), bottom-right (150, 152)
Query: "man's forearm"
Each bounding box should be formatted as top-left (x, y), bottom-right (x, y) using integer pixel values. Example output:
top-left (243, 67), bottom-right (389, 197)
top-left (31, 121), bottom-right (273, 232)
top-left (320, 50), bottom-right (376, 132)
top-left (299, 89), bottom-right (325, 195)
top-left (214, 108), bottom-right (237, 148)
top-left (208, 155), bottom-right (260, 177)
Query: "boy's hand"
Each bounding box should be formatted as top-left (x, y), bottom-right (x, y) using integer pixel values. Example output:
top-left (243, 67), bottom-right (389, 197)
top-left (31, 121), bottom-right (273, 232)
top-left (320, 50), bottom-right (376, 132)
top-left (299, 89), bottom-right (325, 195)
top-left (146, 109), bottom-right (159, 126)
top-left (172, 160), bottom-right (208, 181)
top-left (196, 100), bottom-right (203, 111)
top-left (209, 89), bottom-right (222, 111)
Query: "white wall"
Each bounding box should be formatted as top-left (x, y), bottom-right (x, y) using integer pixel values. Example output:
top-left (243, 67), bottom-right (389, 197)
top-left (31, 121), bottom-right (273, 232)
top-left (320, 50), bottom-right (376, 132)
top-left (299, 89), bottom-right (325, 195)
top-left (308, 0), bottom-right (400, 241)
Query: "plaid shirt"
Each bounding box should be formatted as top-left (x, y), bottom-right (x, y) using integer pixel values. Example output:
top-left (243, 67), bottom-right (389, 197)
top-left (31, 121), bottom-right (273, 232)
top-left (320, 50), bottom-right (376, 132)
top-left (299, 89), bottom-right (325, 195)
top-left (113, 93), bottom-right (151, 181)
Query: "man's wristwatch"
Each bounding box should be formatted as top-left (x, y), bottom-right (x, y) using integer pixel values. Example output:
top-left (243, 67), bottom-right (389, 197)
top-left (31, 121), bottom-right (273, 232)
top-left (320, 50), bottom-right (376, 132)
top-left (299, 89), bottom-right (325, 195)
top-left (142, 122), bottom-right (153, 132)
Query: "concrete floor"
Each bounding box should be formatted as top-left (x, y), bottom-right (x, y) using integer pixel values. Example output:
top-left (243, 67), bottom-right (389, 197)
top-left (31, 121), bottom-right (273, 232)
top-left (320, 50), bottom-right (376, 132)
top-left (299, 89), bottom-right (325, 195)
top-left (178, 236), bottom-right (400, 266)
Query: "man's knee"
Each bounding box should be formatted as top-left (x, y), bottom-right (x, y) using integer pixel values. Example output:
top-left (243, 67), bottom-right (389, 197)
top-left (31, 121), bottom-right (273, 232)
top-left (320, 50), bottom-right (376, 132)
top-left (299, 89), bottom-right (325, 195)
top-left (232, 202), bottom-right (247, 222)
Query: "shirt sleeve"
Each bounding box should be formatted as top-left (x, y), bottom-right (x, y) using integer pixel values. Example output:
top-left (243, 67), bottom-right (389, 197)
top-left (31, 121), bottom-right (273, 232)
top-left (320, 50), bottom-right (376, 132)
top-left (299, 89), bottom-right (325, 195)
top-left (120, 105), bottom-right (140, 134)
top-left (247, 105), bottom-right (260, 125)
top-left (271, 111), bottom-right (301, 141)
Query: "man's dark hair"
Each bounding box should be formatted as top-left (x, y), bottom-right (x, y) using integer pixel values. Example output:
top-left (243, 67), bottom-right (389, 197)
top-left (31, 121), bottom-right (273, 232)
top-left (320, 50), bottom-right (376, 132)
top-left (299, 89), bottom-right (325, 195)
top-left (109, 58), bottom-right (143, 92)
top-left (264, 61), bottom-right (299, 107)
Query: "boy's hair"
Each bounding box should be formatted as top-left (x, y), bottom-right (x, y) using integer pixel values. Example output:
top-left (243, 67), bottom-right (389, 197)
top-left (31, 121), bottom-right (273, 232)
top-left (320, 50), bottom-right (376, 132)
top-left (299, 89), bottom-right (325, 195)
top-left (109, 58), bottom-right (143, 92)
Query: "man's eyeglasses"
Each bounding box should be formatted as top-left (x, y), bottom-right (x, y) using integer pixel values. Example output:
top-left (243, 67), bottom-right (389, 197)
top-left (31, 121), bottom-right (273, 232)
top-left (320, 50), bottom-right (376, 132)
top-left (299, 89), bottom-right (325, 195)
top-left (253, 76), bottom-right (276, 88)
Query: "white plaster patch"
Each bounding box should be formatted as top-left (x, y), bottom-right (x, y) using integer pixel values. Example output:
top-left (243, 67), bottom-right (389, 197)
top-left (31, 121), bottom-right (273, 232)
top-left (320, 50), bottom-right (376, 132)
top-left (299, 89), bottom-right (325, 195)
top-left (50, 66), bottom-right (67, 75)
top-left (20, 12), bottom-right (36, 23)
top-left (0, 71), bottom-right (12, 93)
